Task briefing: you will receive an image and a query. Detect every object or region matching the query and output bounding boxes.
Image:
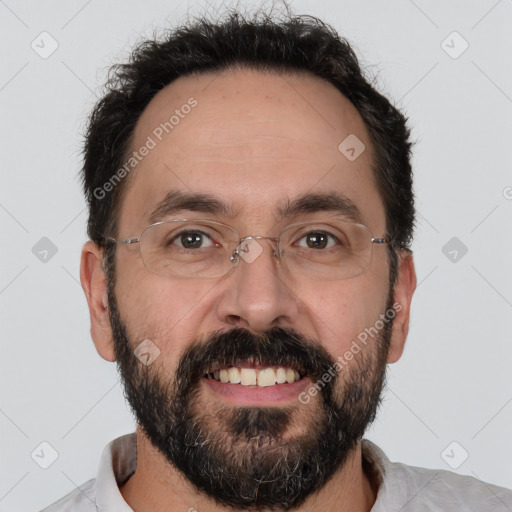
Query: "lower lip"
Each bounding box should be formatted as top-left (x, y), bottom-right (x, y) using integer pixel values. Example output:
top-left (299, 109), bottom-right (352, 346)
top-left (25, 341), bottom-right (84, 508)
top-left (202, 376), bottom-right (311, 406)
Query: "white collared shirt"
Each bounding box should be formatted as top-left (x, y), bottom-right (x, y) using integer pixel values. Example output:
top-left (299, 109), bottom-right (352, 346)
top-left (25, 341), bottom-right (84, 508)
top-left (40, 433), bottom-right (512, 511)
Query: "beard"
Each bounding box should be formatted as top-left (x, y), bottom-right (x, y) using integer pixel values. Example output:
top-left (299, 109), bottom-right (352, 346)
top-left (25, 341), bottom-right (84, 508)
top-left (108, 284), bottom-right (394, 511)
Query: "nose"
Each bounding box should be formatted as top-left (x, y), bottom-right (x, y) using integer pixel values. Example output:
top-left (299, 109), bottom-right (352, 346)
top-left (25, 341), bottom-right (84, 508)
top-left (215, 237), bottom-right (301, 332)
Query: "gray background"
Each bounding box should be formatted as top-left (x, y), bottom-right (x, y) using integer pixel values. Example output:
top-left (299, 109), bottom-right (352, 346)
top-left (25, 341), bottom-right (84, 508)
top-left (0, 0), bottom-right (511, 510)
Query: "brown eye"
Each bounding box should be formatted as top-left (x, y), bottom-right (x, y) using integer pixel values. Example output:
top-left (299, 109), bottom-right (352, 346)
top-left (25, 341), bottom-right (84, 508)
top-left (170, 231), bottom-right (214, 249)
top-left (297, 231), bottom-right (338, 249)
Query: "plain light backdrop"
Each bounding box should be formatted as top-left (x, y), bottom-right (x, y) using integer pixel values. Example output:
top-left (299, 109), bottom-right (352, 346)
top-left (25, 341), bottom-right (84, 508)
top-left (0, 0), bottom-right (511, 510)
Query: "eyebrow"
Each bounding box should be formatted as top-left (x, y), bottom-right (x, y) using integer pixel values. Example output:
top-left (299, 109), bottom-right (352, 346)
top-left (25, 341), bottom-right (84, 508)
top-left (148, 190), bottom-right (364, 225)
top-left (149, 191), bottom-right (239, 224)
top-left (278, 192), bottom-right (364, 224)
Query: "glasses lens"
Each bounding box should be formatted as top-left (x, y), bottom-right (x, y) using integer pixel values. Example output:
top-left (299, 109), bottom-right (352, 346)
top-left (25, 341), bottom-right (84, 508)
top-left (280, 220), bottom-right (373, 279)
top-left (140, 220), bottom-right (239, 278)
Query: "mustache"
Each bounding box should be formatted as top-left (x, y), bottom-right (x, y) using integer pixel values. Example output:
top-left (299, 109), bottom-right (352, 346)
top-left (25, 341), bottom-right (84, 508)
top-left (175, 326), bottom-right (337, 386)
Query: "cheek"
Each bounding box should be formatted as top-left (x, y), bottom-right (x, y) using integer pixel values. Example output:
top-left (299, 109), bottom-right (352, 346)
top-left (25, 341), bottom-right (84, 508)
top-left (114, 264), bottom-right (215, 353)
top-left (304, 276), bottom-right (388, 360)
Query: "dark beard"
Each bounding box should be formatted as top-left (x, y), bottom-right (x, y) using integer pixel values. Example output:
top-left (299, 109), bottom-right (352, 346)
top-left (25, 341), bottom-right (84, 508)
top-left (108, 287), bottom-right (393, 511)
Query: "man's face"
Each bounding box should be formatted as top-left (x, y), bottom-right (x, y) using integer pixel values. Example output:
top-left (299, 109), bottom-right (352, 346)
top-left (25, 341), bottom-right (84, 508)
top-left (108, 69), bottom-right (396, 508)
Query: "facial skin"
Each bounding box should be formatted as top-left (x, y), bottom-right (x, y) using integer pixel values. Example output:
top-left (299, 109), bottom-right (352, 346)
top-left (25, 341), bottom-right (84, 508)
top-left (81, 68), bottom-right (416, 512)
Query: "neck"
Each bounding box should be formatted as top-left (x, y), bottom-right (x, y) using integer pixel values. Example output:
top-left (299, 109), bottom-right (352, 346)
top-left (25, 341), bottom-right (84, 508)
top-left (120, 428), bottom-right (377, 512)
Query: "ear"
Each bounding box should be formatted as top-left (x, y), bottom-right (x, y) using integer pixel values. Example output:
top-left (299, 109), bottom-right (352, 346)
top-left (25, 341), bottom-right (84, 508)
top-left (80, 241), bottom-right (116, 362)
top-left (387, 250), bottom-right (416, 363)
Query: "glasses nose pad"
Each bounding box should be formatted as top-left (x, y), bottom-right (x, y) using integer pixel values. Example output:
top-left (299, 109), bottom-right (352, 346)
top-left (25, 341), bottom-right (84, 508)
top-left (273, 247), bottom-right (283, 261)
top-left (230, 248), bottom-right (241, 266)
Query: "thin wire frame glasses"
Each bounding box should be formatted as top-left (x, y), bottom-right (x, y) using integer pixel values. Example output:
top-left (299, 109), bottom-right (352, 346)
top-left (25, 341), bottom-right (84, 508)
top-left (104, 218), bottom-right (392, 280)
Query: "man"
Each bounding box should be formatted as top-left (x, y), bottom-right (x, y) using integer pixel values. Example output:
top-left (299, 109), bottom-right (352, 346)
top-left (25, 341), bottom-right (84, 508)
top-left (42, 5), bottom-right (512, 512)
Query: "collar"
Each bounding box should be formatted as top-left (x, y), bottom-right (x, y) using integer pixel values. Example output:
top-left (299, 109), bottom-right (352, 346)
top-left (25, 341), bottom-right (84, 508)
top-left (94, 433), bottom-right (137, 512)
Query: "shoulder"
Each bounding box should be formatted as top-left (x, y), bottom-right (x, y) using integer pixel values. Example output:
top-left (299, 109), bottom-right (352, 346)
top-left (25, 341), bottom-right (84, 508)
top-left (390, 463), bottom-right (512, 510)
top-left (38, 479), bottom-right (97, 512)
top-left (362, 440), bottom-right (512, 511)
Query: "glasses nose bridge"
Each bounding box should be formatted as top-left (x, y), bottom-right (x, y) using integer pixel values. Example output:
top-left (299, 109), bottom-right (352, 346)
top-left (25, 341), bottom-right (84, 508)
top-left (230, 235), bottom-right (282, 266)
top-left (240, 235), bottom-right (280, 244)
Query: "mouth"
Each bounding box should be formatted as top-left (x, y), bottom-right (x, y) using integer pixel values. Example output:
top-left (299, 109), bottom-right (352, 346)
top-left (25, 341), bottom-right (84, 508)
top-left (205, 366), bottom-right (302, 387)
top-left (203, 357), bottom-right (304, 387)
top-left (202, 357), bottom-right (309, 405)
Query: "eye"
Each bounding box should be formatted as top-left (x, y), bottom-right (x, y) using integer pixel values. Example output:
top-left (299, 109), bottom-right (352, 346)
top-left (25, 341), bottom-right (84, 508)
top-left (169, 230), bottom-right (216, 249)
top-left (295, 231), bottom-right (339, 250)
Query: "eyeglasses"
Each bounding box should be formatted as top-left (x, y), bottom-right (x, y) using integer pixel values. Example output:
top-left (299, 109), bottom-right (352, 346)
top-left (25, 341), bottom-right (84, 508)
top-left (104, 218), bottom-right (392, 280)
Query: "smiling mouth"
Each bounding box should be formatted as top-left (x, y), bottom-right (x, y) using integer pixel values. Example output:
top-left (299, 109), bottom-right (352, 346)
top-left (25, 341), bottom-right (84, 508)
top-left (204, 366), bottom-right (302, 387)
top-left (203, 357), bottom-right (304, 388)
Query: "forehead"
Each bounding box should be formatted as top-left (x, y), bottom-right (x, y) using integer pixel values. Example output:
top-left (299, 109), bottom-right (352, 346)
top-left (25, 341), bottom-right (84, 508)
top-left (118, 68), bottom-right (385, 233)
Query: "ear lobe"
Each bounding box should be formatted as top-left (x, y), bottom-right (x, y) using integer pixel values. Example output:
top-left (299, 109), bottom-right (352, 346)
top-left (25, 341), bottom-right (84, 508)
top-left (387, 250), bottom-right (416, 364)
top-left (80, 241), bottom-right (116, 362)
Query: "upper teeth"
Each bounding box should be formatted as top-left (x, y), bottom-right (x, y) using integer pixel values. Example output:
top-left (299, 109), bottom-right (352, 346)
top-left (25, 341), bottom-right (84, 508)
top-left (207, 367), bottom-right (301, 387)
